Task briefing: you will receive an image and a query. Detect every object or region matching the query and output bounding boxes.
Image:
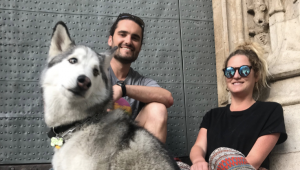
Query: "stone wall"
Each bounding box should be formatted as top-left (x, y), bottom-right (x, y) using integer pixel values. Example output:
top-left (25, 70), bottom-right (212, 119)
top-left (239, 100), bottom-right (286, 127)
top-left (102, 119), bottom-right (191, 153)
top-left (212, 0), bottom-right (300, 169)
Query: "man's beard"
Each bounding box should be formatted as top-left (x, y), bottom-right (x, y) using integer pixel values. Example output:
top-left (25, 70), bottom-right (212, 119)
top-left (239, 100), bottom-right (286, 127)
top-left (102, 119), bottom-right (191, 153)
top-left (111, 46), bottom-right (138, 64)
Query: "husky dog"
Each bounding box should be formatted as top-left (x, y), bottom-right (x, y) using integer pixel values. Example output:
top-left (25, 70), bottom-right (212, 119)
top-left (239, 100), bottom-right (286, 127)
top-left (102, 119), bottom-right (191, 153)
top-left (40, 21), bottom-right (180, 170)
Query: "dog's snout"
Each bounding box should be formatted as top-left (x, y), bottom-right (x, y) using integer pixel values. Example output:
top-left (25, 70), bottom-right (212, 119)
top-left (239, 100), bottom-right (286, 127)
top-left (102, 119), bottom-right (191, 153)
top-left (77, 75), bottom-right (91, 90)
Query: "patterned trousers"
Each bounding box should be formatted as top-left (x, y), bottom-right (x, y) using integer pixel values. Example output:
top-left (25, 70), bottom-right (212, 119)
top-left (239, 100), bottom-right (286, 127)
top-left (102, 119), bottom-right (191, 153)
top-left (208, 147), bottom-right (267, 170)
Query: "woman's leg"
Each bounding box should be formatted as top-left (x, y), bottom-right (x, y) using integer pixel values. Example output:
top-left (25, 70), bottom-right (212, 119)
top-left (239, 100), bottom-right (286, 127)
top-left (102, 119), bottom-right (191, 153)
top-left (208, 147), bottom-right (257, 170)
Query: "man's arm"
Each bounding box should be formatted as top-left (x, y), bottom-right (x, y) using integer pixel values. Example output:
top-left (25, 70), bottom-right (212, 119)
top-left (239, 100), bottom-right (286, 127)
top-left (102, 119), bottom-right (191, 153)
top-left (112, 85), bottom-right (174, 108)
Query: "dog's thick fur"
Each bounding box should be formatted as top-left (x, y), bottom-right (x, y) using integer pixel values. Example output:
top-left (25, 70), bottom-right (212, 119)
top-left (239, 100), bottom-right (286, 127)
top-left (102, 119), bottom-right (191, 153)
top-left (41, 21), bottom-right (180, 170)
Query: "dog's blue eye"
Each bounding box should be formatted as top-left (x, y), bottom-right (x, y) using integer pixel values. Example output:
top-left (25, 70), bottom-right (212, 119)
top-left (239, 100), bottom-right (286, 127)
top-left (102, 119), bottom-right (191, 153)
top-left (69, 58), bottom-right (78, 64)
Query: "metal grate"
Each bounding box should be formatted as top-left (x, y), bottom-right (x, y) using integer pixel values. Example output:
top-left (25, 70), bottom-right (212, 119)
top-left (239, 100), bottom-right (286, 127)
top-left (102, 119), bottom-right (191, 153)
top-left (0, 0), bottom-right (216, 163)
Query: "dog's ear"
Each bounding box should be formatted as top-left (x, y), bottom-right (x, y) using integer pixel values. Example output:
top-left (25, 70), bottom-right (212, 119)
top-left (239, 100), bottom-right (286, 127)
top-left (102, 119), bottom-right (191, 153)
top-left (100, 46), bottom-right (118, 71)
top-left (48, 21), bottom-right (75, 60)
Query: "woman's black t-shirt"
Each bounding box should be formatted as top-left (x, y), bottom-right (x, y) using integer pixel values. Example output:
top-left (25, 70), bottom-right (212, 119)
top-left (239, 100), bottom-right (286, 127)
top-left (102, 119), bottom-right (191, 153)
top-left (200, 101), bottom-right (287, 169)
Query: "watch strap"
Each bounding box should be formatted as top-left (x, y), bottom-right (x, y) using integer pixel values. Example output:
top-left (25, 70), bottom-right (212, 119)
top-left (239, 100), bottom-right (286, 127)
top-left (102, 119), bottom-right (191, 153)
top-left (116, 81), bottom-right (126, 97)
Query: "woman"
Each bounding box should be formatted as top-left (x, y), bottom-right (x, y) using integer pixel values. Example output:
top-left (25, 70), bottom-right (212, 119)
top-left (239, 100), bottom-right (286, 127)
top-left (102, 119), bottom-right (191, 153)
top-left (190, 42), bottom-right (287, 170)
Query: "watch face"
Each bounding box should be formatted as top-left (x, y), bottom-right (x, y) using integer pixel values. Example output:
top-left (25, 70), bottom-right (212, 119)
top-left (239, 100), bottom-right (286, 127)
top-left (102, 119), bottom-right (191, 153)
top-left (117, 81), bottom-right (124, 86)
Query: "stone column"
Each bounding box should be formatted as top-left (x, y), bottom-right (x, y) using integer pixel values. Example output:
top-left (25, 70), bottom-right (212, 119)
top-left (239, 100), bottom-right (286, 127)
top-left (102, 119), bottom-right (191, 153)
top-left (212, 0), bottom-right (300, 169)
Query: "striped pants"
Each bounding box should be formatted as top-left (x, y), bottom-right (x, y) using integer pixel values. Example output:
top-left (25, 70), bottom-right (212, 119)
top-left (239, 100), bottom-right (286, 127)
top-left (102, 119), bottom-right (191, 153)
top-left (208, 147), bottom-right (267, 170)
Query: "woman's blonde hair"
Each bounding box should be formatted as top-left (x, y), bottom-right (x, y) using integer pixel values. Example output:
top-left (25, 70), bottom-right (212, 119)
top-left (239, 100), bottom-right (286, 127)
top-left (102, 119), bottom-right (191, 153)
top-left (223, 41), bottom-right (269, 99)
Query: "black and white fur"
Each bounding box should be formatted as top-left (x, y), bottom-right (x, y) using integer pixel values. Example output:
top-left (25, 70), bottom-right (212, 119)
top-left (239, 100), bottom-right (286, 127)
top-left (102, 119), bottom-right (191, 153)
top-left (41, 21), bottom-right (180, 170)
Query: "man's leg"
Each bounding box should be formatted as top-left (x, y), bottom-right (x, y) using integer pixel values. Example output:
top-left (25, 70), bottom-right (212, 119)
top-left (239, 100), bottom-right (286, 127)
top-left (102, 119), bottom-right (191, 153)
top-left (135, 102), bottom-right (168, 143)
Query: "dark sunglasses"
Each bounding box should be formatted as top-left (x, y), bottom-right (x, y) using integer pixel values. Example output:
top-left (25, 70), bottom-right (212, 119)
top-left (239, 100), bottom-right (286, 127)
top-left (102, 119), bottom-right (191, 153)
top-left (117, 13), bottom-right (145, 29)
top-left (223, 65), bottom-right (252, 78)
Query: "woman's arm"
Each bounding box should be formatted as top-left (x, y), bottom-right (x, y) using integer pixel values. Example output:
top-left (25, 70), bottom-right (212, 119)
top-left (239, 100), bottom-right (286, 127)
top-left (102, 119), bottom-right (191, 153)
top-left (190, 128), bottom-right (209, 170)
top-left (246, 133), bottom-right (280, 169)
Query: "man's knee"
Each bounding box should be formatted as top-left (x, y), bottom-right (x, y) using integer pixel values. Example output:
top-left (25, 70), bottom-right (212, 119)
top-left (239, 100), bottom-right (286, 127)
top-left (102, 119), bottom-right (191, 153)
top-left (143, 102), bottom-right (168, 124)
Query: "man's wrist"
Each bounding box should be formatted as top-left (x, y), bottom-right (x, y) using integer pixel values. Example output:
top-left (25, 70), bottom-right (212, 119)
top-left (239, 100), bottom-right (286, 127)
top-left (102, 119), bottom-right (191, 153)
top-left (116, 81), bottom-right (126, 97)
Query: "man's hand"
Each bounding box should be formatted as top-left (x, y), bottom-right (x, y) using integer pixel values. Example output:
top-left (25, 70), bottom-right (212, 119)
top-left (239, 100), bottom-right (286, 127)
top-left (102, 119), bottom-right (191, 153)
top-left (190, 161), bottom-right (209, 170)
top-left (112, 84), bottom-right (122, 102)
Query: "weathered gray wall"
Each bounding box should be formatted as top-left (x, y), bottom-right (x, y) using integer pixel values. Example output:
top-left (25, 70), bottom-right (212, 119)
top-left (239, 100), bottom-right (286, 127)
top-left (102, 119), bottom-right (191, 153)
top-left (212, 0), bottom-right (300, 169)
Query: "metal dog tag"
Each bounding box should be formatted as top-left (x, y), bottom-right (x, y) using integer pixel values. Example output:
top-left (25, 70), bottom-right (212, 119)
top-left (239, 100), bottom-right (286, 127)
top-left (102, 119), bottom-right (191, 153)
top-left (51, 137), bottom-right (64, 147)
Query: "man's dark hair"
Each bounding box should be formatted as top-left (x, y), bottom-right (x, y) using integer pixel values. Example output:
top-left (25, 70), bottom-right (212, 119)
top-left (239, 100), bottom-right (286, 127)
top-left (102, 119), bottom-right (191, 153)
top-left (109, 13), bottom-right (145, 44)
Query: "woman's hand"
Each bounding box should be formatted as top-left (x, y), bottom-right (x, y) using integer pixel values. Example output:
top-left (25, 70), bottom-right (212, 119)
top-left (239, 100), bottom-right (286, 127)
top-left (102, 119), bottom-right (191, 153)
top-left (190, 128), bottom-right (208, 170)
top-left (191, 161), bottom-right (209, 170)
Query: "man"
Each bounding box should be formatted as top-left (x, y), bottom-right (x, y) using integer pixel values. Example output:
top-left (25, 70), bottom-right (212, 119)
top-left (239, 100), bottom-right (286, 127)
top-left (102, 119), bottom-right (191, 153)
top-left (108, 13), bottom-right (174, 143)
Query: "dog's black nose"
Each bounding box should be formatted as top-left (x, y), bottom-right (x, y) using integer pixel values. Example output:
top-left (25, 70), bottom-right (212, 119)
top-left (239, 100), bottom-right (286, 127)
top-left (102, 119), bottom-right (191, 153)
top-left (77, 75), bottom-right (91, 90)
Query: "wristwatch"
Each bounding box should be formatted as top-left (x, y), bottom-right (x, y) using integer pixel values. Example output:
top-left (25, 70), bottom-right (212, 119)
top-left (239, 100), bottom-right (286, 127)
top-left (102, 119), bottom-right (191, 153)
top-left (116, 81), bottom-right (126, 97)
